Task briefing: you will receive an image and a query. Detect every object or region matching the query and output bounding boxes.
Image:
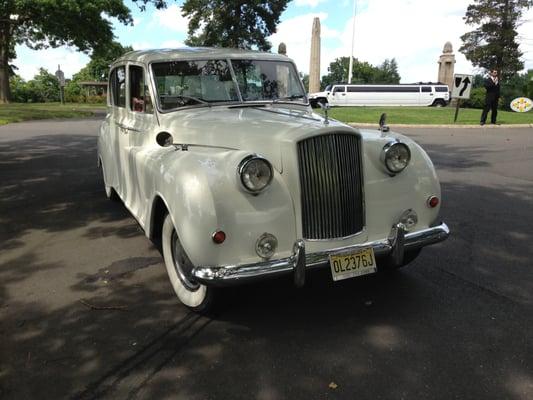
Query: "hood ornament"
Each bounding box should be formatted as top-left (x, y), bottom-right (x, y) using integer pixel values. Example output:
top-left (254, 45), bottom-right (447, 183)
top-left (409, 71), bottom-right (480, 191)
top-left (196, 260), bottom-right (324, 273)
top-left (318, 102), bottom-right (331, 125)
top-left (379, 113), bottom-right (390, 134)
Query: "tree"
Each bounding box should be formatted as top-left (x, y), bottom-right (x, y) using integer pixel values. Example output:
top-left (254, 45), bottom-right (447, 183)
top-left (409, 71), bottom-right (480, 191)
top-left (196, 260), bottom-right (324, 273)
top-left (0, 0), bottom-right (166, 103)
top-left (182, 0), bottom-right (290, 51)
top-left (321, 57), bottom-right (401, 89)
top-left (460, 0), bottom-right (533, 81)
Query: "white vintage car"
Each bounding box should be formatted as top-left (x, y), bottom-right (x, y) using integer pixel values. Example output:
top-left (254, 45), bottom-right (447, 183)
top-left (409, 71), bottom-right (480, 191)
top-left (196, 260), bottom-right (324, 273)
top-left (98, 48), bottom-right (449, 312)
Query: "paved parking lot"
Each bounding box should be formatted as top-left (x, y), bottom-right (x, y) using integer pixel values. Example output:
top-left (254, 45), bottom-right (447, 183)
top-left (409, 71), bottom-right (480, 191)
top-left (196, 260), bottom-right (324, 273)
top-left (1, 118), bottom-right (532, 399)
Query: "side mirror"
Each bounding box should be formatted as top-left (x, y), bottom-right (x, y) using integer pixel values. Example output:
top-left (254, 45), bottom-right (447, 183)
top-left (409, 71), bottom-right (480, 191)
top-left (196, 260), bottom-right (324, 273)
top-left (156, 131), bottom-right (174, 147)
top-left (379, 113), bottom-right (390, 133)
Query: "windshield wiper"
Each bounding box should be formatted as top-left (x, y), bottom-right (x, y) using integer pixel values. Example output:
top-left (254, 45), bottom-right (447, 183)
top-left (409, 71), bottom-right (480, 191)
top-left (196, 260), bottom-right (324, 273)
top-left (272, 95), bottom-right (306, 103)
top-left (161, 94), bottom-right (211, 107)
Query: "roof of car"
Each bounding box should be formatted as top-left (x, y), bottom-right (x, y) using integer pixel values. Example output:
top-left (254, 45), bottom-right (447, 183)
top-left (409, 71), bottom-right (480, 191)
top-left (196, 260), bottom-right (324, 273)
top-left (112, 47), bottom-right (291, 65)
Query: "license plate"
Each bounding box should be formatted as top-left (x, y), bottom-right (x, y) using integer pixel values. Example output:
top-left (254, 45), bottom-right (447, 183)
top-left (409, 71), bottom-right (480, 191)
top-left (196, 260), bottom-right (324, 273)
top-left (329, 247), bottom-right (377, 281)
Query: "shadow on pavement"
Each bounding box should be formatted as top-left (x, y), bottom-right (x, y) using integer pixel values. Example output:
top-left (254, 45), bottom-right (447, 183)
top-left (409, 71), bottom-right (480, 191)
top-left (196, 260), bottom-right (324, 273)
top-left (1, 129), bottom-right (532, 399)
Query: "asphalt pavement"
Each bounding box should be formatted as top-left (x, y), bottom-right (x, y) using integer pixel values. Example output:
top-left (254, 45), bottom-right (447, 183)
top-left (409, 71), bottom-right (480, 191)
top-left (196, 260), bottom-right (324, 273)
top-left (0, 118), bottom-right (532, 400)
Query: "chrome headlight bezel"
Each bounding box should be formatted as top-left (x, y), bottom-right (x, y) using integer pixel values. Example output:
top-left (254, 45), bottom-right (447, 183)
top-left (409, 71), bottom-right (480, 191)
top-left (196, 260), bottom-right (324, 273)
top-left (237, 155), bottom-right (274, 193)
top-left (381, 141), bottom-right (411, 174)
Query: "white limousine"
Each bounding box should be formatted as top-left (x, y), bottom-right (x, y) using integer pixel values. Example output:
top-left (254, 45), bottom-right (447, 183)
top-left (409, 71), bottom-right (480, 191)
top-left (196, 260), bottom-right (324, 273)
top-left (309, 84), bottom-right (450, 108)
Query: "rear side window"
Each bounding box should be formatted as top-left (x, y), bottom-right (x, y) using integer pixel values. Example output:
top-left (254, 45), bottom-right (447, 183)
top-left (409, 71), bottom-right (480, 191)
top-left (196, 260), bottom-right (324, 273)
top-left (422, 86), bottom-right (431, 92)
top-left (110, 66), bottom-right (126, 107)
top-left (435, 86), bottom-right (449, 92)
top-left (129, 65), bottom-right (153, 113)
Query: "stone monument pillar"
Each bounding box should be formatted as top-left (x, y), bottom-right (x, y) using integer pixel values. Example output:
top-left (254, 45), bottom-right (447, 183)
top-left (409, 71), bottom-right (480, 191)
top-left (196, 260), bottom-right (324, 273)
top-left (438, 41), bottom-right (456, 89)
top-left (308, 17), bottom-right (321, 93)
top-left (278, 42), bottom-right (287, 56)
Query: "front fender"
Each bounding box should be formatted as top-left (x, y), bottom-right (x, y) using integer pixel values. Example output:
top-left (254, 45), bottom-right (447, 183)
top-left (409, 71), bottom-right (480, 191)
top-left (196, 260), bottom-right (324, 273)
top-left (150, 148), bottom-right (297, 268)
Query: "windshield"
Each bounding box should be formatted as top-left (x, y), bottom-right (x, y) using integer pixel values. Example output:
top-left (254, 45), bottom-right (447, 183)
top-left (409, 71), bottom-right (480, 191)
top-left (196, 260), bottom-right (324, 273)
top-left (152, 60), bottom-right (239, 110)
top-left (151, 58), bottom-right (306, 111)
top-left (231, 60), bottom-right (305, 102)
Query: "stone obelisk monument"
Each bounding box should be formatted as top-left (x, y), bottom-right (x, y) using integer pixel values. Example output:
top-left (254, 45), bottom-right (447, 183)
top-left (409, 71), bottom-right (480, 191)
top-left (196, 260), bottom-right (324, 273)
top-left (308, 17), bottom-right (321, 93)
top-left (438, 41), bottom-right (456, 89)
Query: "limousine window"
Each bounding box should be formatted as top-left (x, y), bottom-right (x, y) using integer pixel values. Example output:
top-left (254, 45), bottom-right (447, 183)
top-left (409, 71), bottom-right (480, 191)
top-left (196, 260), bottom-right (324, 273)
top-left (346, 86), bottom-right (420, 93)
top-left (435, 87), bottom-right (449, 92)
top-left (421, 86), bottom-right (431, 92)
top-left (152, 60), bottom-right (239, 110)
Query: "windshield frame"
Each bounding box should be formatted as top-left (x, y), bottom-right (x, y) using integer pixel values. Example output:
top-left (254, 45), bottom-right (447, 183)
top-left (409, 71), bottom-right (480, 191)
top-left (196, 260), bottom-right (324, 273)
top-left (148, 57), bottom-right (309, 114)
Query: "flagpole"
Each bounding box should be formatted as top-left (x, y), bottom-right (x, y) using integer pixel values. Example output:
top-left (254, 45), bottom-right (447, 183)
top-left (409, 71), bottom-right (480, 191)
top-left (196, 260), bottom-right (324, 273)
top-left (348, 0), bottom-right (356, 84)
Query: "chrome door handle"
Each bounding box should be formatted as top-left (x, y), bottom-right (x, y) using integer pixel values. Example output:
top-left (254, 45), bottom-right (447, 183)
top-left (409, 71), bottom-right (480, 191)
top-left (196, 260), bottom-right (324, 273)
top-left (117, 123), bottom-right (141, 133)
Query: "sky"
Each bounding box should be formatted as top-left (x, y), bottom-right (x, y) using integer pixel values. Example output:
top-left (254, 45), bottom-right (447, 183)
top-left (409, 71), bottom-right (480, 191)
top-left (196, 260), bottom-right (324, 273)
top-left (13, 0), bottom-right (533, 84)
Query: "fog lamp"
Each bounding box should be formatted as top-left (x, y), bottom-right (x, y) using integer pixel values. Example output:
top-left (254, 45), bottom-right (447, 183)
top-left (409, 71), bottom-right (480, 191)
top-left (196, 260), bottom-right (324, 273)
top-left (398, 209), bottom-right (418, 231)
top-left (255, 233), bottom-right (278, 259)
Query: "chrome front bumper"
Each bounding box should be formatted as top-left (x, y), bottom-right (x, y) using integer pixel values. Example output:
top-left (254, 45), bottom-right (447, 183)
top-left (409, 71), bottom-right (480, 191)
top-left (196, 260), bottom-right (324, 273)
top-left (192, 222), bottom-right (450, 287)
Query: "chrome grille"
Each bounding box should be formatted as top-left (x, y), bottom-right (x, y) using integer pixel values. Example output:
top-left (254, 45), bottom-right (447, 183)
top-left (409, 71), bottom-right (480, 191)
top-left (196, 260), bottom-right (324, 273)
top-left (297, 133), bottom-right (364, 239)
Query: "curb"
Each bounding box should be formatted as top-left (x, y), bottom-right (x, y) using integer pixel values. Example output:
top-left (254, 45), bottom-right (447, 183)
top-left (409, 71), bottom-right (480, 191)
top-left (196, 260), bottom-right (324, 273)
top-left (348, 123), bottom-right (533, 129)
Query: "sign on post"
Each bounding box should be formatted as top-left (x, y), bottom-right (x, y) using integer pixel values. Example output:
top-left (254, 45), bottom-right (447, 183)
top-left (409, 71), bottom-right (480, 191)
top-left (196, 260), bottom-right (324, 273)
top-left (452, 73), bottom-right (474, 123)
top-left (510, 97), bottom-right (533, 113)
top-left (452, 74), bottom-right (473, 99)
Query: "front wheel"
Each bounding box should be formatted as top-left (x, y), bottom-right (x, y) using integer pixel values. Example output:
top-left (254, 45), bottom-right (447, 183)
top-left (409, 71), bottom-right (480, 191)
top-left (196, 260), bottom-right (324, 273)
top-left (161, 214), bottom-right (215, 313)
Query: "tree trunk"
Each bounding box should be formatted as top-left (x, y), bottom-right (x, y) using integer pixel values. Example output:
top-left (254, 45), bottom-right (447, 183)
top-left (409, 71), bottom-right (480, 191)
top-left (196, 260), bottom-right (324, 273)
top-left (0, 29), bottom-right (11, 104)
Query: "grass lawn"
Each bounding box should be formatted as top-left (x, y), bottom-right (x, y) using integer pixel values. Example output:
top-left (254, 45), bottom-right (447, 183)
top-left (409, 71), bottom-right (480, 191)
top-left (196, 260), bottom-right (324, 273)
top-left (320, 106), bottom-right (533, 125)
top-left (0, 102), bottom-right (106, 125)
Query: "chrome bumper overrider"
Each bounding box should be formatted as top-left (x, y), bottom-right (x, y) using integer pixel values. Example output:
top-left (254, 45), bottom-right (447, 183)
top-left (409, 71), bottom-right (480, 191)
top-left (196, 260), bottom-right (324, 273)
top-left (192, 222), bottom-right (450, 287)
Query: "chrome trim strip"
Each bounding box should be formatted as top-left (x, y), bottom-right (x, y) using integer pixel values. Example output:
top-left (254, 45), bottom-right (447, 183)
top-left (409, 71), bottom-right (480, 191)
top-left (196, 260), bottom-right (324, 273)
top-left (192, 222), bottom-right (450, 286)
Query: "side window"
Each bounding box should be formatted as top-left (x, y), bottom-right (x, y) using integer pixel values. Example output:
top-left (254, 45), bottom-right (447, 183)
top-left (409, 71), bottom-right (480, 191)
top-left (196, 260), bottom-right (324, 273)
top-left (129, 65), bottom-right (153, 113)
top-left (110, 66), bottom-right (126, 107)
top-left (422, 86), bottom-right (431, 92)
top-left (333, 86), bottom-right (345, 93)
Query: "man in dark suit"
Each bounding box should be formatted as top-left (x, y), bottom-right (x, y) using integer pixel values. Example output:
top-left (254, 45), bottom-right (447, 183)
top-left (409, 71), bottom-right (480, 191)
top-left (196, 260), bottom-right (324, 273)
top-left (480, 69), bottom-right (500, 125)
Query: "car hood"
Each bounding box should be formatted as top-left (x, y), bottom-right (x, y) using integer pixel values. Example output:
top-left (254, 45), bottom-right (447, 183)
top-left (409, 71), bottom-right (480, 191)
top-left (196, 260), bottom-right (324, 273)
top-left (159, 105), bottom-right (353, 172)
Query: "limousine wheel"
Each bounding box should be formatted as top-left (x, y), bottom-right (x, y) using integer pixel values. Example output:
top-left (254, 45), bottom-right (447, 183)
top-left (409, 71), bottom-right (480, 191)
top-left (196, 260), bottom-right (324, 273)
top-left (161, 214), bottom-right (214, 312)
top-left (433, 99), bottom-right (446, 107)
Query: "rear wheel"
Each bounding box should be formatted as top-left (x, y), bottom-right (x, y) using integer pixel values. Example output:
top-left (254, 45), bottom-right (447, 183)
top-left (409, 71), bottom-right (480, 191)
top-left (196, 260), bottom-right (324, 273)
top-left (432, 99), bottom-right (446, 107)
top-left (161, 214), bottom-right (215, 313)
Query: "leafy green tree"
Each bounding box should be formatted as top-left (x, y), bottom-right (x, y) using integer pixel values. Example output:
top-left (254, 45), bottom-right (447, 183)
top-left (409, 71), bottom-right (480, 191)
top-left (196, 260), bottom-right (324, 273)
top-left (182, 0), bottom-right (290, 51)
top-left (321, 57), bottom-right (401, 89)
top-left (460, 0), bottom-right (533, 80)
top-left (0, 0), bottom-right (166, 103)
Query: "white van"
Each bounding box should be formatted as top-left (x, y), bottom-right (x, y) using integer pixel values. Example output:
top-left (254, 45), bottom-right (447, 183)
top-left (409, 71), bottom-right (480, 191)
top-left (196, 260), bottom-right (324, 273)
top-left (309, 84), bottom-right (450, 107)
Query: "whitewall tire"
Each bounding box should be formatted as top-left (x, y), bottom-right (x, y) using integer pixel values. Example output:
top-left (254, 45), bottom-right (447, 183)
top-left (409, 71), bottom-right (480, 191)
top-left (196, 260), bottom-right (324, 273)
top-left (161, 214), bottom-right (214, 312)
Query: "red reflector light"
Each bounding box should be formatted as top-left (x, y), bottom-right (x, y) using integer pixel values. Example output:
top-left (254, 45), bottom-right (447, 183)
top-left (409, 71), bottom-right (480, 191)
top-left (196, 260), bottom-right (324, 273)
top-left (428, 196), bottom-right (439, 208)
top-left (212, 230), bottom-right (226, 244)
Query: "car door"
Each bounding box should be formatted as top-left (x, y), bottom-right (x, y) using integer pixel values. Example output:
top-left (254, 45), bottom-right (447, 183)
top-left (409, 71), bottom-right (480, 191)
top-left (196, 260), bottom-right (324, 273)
top-left (120, 63), bottom-right (157, 221)
top-left (330, 85), bottom-right (346, 105)
top-left (108, 65), bottom-right (128, 198)
top-left (420, 86), bottom-right (433, 105)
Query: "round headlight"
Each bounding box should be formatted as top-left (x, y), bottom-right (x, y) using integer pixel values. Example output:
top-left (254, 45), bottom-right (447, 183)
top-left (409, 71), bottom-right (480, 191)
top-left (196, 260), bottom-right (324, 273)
top-left (382, 142), bottom-right (411, 174)
top-left (238, 156), bottom-right (273, 193)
